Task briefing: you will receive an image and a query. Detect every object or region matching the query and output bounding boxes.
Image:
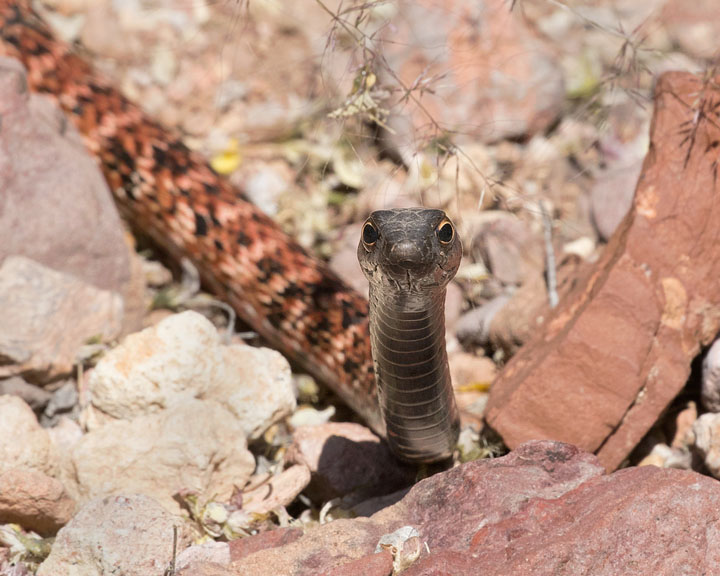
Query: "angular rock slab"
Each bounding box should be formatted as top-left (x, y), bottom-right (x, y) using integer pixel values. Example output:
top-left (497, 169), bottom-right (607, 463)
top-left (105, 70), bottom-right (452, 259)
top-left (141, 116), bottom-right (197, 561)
top-left (229, 441), bottom-right (604, 575)
top-left (485, 71), bottom-right (720, 470)
top-left (404, 466), bottom-right (720, 575)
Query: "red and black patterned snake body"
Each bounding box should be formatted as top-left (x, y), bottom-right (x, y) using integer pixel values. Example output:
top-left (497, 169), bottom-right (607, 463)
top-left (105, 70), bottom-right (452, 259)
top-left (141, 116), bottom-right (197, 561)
top-left (0, 0), bottom-right (384, 432)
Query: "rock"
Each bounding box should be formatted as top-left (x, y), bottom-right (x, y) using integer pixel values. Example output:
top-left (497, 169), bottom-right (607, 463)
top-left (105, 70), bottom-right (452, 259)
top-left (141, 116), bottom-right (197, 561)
top-left (449, 352), bottom-right (497, 390)
top-left (42, 380), bottom-right (78, 425)
top-left (380, 0), bottom-right (564, 156)
top-left (471, 214), bottom-right (544, 286)
top-left (455, 295), bottom-right (511, 348)
top-left (69, 399), bottom-right (255, 513)
top-left (485, 72), bottom-right (720, 471)
top-left (230, 527), bottom-right (304, 562)
top-left (214, 344), bottom-right (296, 442)
top-left (0, 57), bottom-right (131, 300)
top-left (176, 562), bottom-right (230, 576)
top-left (0, 396), bottom-right (57, 476)
top-left (403, 466), bottom-right (720, 575)
top-left (636, 443), bottom-right (691, 470)
top-left (444, 282), bottom-right (464, 333)
top-left (449, 351), bottom-right (496, 421)
top-left (37, 494), bottom-right (194, 576)
top-left (590, 160), bottom-right (642, 241)
top-left (488, 274), bottom-right (550, 355)
top-left (0, 467), bottom-right (75, 535)
top-left (285, 423), bottom-right (415, 504)
top-left (670, 400), bottom-right (697, 450)
top-left (230, 441), bottom-right (603, 575)
top-left (241, 465), bottom-right (311, 515)
top-left (176, 541), bottom-right (231, 573)
top-left (702, 340), bottom-right (720, 412)
top-left (0, 256), bottom-right (123, 380)
top-left (692, 413), bottom-right (720, 478)
top-left (47, 416), bottom-right (83, 454)
top-left (661, 0), bottom-right (720, 61)
top-left (85, 311), bottom-right (295, 440)
top-left (0, 376), bottom-right (52, 411)
top-left (84, 311), bottom-right (222, 425)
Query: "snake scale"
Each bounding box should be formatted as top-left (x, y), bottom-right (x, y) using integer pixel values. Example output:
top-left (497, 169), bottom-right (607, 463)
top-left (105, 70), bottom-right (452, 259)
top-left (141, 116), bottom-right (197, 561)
top-left (0, 0), bottom-right (461, 462)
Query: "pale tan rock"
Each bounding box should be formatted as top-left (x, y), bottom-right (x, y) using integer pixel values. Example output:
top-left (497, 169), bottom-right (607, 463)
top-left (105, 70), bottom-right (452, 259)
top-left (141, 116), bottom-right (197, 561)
top-left (176, 542), bottom-right (231, 573)
top-left (70, 399), bottom-right (255, 513)
top-left (85, 311), bottom-right (295, 440)
top-left (0, 396), bottom-right (57, 476)
top-left (47, 416), bottom-right (83, 454)
top-left (0, 257), bottom-right (123, 380)
top-left (85, 311), bottom-right (222, 425)
top-left (0, 467), bottom-right (75, 535)
top-left (37, 494), bottom-right (194, 576)
top-left (692, 413), bottom-right (720, 478)
top-left (671, 401), bottom-right (697, 450)
top-left (701, 340), bottom-right (720, 412)
top-left (241, 465), bottom-right (311, 515)
top-left (214, 344), bottom-right (295, 441)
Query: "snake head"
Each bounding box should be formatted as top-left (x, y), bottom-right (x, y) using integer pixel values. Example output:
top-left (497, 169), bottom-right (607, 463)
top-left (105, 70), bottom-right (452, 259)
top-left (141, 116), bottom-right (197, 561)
top-left (357, 208), bottom-right (462, 292)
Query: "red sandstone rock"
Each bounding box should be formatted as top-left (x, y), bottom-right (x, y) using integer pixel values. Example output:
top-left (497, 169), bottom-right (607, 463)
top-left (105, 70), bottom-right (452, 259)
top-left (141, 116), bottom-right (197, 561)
top-left (230, 441), bottom-right (603, 575)
top-left (403, 466), bottom-right (720, 575)
top-left (0, 467), bottom-right (75, 535)
top-left (485, 71), bottom-right (720, 470)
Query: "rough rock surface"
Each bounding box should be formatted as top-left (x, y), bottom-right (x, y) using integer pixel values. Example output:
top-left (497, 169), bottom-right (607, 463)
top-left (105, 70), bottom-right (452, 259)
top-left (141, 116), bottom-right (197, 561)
top-left (402, 465), bottom-right (720, 576)
top-left (0, 257), bottom-right (123, 380)
top-left (0, 396), bottom-right (58, 476)
top-left (285, 422), bottom-right (415, 503)
top-left (84, 311), bottom-right (295, 439)
top-left (69, 399), bottom-right (255, 513)
top-left (37, 494), bottom-right (194, 576)
top-left (230, 441), bottom-right (604, 575)
top-left (485, 72), bottom-right (720, 470)
top-left (0, 57), bottom-right (130, 295)
top-left (0, 467), bottom-right (75, 535)
top-left (241, 465), bottom-right (311, 515)
top-left (471, 214), bottom-right (544, 286)
top-left (692, 412), bottom-right (720, 478)
top-left (381, 0), bottom-right (564, 156)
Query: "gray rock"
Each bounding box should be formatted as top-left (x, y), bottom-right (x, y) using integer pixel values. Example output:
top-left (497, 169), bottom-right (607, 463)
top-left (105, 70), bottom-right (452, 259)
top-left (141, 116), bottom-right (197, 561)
top-left (0, 57), bottom-right (130, 296)
top-left (0, 377), bottom-right (51, 412)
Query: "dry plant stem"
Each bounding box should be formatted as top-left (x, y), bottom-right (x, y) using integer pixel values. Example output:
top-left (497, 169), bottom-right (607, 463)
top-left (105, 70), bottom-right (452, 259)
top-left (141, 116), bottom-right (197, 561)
top-left (0, 0), bottom-right (384, 434)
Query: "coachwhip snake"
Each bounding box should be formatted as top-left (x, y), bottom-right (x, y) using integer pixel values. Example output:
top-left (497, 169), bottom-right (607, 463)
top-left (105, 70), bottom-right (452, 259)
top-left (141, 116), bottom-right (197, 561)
top-left (0, 0), bottom-right (461, 462)
top-left (359, 209), bottom-right (461, 462)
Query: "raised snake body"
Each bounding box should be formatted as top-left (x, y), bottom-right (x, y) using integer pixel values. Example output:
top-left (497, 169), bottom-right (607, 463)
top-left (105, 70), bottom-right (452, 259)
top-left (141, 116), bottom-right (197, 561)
top-left (0, 0), bottom-right (460, 463)
top-left (359, 209), bottom-right (461, 462)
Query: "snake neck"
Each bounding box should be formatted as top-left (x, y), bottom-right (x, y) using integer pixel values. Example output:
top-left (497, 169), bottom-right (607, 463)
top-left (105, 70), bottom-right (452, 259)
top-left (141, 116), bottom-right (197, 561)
top-left (367, 284), bottom-right (459, 462)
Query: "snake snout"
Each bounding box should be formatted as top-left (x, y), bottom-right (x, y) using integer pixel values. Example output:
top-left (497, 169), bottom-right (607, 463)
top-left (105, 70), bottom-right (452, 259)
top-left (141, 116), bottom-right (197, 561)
top-left (388, 240), bottom-right (426, 270)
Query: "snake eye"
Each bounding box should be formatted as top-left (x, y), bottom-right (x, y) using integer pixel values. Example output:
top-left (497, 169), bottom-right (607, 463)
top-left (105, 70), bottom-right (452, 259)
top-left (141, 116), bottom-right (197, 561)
top-left (362, 221), bottom-right (379, 246)
top-left (436, 219), bottom-right (454, 244)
